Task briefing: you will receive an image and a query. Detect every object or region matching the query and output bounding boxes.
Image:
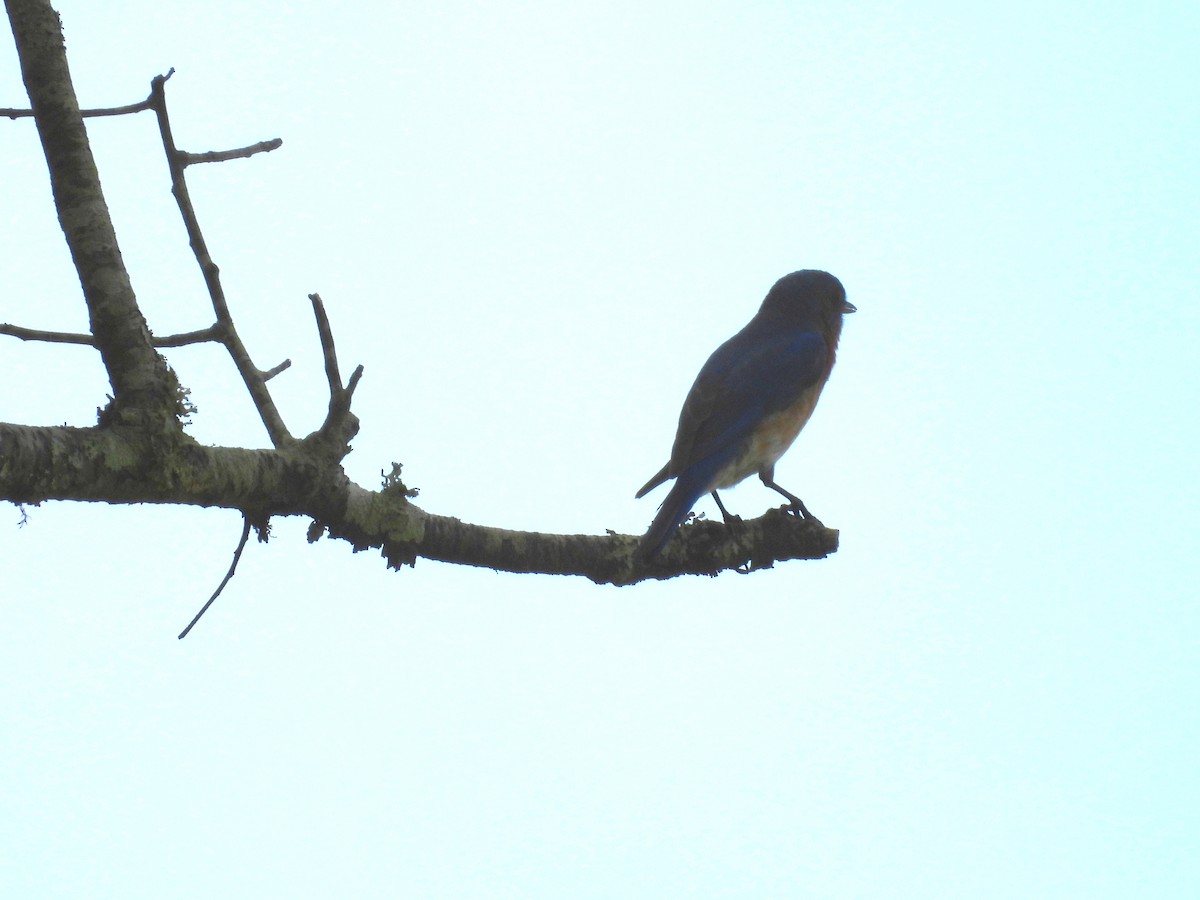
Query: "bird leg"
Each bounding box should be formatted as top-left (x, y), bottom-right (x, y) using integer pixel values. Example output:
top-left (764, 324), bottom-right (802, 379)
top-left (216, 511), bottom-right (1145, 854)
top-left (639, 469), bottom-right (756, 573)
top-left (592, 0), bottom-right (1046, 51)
top-left (710, 491), bottom-right (741, 529)
top-left (759, 474), bottom-right (816, 520)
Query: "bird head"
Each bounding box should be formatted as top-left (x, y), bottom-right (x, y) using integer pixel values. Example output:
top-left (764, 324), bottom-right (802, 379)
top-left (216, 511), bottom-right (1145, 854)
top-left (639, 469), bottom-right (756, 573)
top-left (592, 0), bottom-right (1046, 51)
top-left (759, 270), bottom-right (856, 331)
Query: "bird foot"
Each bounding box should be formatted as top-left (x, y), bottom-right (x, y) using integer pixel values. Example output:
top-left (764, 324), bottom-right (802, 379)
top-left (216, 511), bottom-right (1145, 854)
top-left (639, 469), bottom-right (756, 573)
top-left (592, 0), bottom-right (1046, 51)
top-left (782, 502), bottom-right (823, 528)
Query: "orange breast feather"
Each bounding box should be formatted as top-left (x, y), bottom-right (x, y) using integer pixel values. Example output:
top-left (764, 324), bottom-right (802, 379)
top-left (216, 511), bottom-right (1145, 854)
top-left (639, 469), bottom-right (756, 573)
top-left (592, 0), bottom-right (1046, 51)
top-left (710, 382), bottom-right (825, 490)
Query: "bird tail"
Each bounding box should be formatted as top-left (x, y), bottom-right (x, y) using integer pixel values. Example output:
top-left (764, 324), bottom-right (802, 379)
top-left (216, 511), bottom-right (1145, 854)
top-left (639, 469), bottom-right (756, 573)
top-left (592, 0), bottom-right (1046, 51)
top-left (638, 457), bottom-right (724, 559)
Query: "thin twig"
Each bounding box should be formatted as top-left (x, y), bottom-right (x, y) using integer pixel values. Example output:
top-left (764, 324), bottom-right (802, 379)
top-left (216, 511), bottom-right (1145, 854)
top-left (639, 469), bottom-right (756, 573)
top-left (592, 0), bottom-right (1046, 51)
top-left (178, 516), bottom-right (252, 639)
top-left (260, 359), bottom-right (292, 381)
top-left (180, 139), bottom-right (282, 165)
top-left (326, 364), bottom-right (365, 426)
top-left (2, 69), bottom-right (171, 119)
top-left (309, 293), bottom-right (342, 392)
top-left (0, 324), bottom-right (95, 344)
top-left (146, 73), bottom-right (293, 448)
top-left (153, 326), bottom-right (222, 348)
top-left (345, 365), bottom-right (363, 398)
top-left (2, 98), bottom-right (153, 119)
top-left (306, 293), bottom-right (362, 450)
top-left (2, 322), bottom-right (222, 347)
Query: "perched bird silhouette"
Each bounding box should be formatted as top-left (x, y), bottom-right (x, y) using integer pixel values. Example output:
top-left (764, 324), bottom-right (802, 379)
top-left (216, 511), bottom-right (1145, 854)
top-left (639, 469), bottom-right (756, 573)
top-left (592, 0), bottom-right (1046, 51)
top-left (636, 269), bottom-right (855, 558)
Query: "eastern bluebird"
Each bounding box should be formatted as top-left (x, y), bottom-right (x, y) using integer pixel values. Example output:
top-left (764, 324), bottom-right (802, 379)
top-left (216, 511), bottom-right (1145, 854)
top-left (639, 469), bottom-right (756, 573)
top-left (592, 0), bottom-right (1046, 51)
top-left (636, 269), bottom-right (855, 558)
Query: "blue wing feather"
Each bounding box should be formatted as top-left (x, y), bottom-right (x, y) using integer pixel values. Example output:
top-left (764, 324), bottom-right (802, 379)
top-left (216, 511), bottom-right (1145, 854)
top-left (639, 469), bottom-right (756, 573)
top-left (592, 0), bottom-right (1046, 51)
top-left (669, 324), bottom-right (829, 474)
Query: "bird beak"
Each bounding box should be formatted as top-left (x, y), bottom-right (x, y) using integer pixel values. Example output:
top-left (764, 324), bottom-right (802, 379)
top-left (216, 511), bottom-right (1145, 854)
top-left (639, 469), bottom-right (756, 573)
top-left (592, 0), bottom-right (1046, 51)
top-left (843, 300), bottom-right (857, 314)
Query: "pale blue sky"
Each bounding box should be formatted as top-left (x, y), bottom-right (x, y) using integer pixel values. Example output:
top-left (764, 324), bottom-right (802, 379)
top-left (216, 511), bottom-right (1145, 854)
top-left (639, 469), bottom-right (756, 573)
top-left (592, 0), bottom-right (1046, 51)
top-left (3, 1), bottom-right (1198, 897)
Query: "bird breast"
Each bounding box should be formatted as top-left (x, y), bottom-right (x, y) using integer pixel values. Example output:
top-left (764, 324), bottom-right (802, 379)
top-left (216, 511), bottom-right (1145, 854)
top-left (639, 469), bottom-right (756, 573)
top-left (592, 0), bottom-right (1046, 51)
top-left (710, 382), bottom-right (825, 490)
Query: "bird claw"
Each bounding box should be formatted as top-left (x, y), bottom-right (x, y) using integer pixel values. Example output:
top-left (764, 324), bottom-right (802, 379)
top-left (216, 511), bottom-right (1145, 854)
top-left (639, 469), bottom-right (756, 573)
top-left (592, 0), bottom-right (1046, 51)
top-left (782, 502), bottom-right (822, 528)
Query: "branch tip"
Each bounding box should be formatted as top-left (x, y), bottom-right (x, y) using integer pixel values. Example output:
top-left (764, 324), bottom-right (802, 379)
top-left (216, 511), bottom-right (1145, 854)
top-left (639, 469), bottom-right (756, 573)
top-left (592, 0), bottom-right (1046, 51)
top-left (1, 323), bottom-right (95, 345)
top-left (309, 293), bottom-right (344, 393)
top-left (180, 138), bottom-right (283, 166)
top-left (261, 359), bottom-right (292, 381)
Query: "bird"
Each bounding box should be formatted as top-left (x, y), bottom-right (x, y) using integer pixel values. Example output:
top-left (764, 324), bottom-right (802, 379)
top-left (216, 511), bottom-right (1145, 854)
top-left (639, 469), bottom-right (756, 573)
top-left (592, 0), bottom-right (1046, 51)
top-left (636, 269), bottom-right (855, 558)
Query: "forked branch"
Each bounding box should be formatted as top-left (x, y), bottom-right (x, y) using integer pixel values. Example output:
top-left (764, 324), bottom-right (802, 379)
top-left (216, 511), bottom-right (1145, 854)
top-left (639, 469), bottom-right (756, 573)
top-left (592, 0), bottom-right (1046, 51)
top-left (145, 71), bottom-right (293, 447)
top-left (1, 0), bottom-right (839, 599)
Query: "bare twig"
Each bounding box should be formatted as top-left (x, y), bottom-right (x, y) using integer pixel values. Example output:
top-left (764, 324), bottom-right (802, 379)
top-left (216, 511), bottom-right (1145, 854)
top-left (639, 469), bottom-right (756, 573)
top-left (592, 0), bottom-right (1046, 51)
top-left (309, 293), bottom-right (342, 392)
top-left (180, 139), bottom-right (282, 165)
top-left (145, 73), bottom-right (293, 448)
top-left (260, 359), bottom-right (292, 381)
top-left (307, 293), bottom-right (363, 445)
top-left (153, 326), bottom-right (223, 348)
top-left (178, 515), bottom-right (252, 639)
top-left (1, 322), bottom-right (222, 347)
top-left (327, 364), bottom-right (364, 428)
top-left (0, 323), bottom-right (95, 344)
top-left (344, 366), bottom-right (363, 398)
top-left (2, 98), bottom-right (153, 119)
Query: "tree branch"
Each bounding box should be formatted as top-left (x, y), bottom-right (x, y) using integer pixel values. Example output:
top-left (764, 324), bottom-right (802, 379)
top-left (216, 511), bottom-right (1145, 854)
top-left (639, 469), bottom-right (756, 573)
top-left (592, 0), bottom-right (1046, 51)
top-left (310, 293), bottom-right (345, 395)
top-left (6, 0), bottom-right (180, 425)
top-left (1, 321), bottom-right (222, 347)
top-left (260, 359), bottom-right (292, 381)
top-left (0, 323), bottom-right (95, 345)
top-left (180, 138), bottom-right (282, 165)
top-left (0, 422), bottom-right (838, 585)
top-left (144, 73), bottom-right (293, 447)
top-left (1, 97), bottom-right (153, 118)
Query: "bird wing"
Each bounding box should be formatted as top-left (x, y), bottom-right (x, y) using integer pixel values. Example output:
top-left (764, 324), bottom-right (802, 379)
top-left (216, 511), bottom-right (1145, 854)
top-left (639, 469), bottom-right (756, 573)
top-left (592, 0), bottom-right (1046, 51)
top-left (668, 324), bottom-right (830, 476)
top-left (634, 461), bottom-right (672, 499)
